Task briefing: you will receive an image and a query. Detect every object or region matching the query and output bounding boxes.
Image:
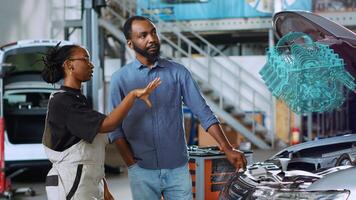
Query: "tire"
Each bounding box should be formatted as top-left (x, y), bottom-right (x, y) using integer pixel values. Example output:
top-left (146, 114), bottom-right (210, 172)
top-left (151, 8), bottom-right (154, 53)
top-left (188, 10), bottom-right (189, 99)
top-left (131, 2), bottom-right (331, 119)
top-left (335, 153), bottom-right (352, 166)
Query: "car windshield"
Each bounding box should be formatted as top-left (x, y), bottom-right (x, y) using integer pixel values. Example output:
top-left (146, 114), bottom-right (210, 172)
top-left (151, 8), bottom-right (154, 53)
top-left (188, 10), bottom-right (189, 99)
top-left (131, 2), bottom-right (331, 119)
top-left (3, 46), bottom-right (53, 73)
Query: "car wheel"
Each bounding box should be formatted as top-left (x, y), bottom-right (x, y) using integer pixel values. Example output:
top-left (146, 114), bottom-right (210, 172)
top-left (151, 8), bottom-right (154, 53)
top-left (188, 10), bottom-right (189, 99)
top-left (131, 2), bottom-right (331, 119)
top-left (335, 153), bottom-right (352, 166)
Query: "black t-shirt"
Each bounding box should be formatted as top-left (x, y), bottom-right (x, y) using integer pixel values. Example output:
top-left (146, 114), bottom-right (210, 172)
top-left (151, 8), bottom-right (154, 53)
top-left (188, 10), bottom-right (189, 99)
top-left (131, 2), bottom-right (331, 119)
top-left (48, 86), bottom-right (106, 151)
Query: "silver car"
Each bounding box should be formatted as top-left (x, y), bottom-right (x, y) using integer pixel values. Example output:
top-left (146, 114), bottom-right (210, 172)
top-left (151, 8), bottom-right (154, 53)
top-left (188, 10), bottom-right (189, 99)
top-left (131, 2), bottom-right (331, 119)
top-left (220, 10), bottom-right (356, 200)
top-left (0, 40), bottom-right (70, 175)
top-left (219, 135), bottom-right (356, 200)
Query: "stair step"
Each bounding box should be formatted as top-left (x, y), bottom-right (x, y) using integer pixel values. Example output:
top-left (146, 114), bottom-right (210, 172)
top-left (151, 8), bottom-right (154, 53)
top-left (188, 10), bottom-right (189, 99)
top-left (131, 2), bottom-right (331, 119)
top-left (206, 93), bottom-right (220, 102)
top-left (242, 117), bottom-right (254, 126)
top-left (255, 124), bottom-right (268, 135)
top-left (195, 79), bottom-right (204, 85)
top-left (206, 95), bottom-right (234, 112)
top-left (223, 104), bottom-right (234, 112)
top-left (200, 87), bottom-right (213, 95)
top-left (231, 109), bottom-right (246, 118)
top-left (241, 118), bottom-right (268, 134)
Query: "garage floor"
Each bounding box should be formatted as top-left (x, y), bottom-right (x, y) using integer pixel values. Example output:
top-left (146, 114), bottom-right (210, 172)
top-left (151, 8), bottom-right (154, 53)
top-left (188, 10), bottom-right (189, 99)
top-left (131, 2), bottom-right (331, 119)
top-left (10, 149), bottom-right (280, 200)
top-left (10, 172), bottom-right (131, 200)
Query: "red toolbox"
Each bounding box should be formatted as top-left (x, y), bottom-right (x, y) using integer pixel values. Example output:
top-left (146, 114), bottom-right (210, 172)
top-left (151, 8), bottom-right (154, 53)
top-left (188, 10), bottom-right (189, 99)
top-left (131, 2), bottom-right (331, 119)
top-left (188, 146), bottom-right (253, 200)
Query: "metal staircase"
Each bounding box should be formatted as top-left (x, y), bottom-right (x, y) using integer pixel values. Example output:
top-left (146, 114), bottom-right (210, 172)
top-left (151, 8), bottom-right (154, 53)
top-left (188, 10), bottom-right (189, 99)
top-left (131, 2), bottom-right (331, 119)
top-left (101, 0), bottom-right (274, 149)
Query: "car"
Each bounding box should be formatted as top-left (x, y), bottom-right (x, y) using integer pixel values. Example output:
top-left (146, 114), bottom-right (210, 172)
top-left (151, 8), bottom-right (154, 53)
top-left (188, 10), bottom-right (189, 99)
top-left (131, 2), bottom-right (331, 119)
top-left (219, 135), bottom-right (356, 200)
top-left (219, 9), bottom-right (356, 200)
top-left (267, 134), bottom-right (356, 172)
top-left (0, 40), bottom-right (71, 175)
top-left (219, 162), bottom-right (355, 199)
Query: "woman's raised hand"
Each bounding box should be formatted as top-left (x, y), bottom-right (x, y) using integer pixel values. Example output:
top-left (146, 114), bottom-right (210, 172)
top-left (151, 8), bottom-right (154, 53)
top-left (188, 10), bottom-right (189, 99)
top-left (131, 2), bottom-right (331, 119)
top-left (134, 77), bottom-right (161, 108)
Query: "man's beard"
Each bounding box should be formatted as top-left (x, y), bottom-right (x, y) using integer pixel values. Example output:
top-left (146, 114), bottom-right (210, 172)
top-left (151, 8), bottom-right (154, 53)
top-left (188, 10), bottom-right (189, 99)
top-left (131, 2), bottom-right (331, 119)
top-left (133, 43), bottom-right (160, 62)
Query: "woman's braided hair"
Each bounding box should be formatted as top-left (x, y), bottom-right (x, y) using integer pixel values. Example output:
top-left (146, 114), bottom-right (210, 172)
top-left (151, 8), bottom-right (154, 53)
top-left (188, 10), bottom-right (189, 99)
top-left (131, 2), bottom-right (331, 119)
top-left (41, 42), bottom-right (79, 84)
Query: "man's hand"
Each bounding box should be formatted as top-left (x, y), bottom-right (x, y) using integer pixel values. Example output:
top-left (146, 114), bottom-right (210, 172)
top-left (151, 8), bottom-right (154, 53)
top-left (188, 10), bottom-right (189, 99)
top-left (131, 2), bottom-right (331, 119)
top-left (224, 147), bottom-right (247, 172)
top-left (207, 124), bottom-right (248, 171)
top-left (115, 138), bottom-right (136, 167)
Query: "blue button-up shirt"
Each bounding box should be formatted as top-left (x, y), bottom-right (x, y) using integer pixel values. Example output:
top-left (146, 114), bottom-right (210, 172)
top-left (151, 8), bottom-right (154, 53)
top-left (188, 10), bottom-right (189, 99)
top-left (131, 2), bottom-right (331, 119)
top-left (109, 58), bottom-right (219, 169)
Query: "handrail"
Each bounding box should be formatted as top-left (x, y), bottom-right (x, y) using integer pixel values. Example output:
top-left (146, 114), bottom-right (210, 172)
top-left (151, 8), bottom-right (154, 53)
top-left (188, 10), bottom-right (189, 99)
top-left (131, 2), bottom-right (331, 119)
top-left (167, 22), bottom-right (269, 91)
top-left (159, 33), bottom-right (269, 111)
top-left (160, 24), bottom-right (269, 101)
top-left (144, 17), bottom-right (269, 101)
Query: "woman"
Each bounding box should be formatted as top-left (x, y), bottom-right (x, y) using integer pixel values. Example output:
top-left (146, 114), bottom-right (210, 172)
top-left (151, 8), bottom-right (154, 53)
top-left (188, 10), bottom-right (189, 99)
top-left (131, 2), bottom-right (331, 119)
top-left (41, 42), bottom-right (160, 200)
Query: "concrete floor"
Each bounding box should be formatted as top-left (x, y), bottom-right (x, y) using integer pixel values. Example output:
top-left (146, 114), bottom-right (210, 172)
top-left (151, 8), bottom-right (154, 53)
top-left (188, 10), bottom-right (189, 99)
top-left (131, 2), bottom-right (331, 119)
top-left (8, 148), bottom-right (280, 200)
top-left (8, 169), bottom-right (132, 200)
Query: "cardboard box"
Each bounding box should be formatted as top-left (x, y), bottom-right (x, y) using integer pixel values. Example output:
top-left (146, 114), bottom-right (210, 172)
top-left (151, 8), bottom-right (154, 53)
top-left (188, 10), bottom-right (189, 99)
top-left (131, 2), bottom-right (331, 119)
top-left (198, 124), bottom-right (244, 147)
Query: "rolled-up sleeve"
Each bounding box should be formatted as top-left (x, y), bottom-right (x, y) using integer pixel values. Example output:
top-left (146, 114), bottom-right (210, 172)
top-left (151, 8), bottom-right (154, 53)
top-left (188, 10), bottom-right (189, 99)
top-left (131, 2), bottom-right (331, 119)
top-left (108, 73), bottom-right (126, 142)
top-left (180, 67), bottom-right (219, 131)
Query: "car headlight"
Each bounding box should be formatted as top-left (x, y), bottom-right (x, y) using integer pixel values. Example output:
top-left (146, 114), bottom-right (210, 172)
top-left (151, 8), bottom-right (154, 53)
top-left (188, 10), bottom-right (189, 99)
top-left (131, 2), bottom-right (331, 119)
top-left (252, 187), bottom-right (350, 200)
top-left (219, 172), bottom-right (256, 200)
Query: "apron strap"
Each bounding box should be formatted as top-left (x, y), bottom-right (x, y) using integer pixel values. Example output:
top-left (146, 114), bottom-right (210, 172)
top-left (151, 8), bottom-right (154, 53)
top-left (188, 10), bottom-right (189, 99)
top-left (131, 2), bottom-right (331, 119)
top-left (66, 164), bottom-right (83, 200)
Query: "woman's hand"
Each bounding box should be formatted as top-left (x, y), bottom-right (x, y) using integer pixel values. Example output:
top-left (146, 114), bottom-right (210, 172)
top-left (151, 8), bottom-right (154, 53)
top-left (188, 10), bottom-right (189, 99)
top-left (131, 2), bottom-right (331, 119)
top-left (134, 77), bottom-right (161, 108)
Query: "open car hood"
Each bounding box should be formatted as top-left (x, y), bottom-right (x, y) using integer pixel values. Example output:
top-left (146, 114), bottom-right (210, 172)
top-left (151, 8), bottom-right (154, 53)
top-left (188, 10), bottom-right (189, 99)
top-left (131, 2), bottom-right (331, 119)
top-left (272, 10), bottom-right (356, 77)
top-left (273, 11), bottom-right (356, 45)
top-left (219, 162), bottom-right (353, 200)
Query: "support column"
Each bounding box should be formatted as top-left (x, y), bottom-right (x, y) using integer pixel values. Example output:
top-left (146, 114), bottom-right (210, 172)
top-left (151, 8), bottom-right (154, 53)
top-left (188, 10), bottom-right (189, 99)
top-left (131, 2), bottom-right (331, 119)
top-left (82, 0), bottom-right (104, 111)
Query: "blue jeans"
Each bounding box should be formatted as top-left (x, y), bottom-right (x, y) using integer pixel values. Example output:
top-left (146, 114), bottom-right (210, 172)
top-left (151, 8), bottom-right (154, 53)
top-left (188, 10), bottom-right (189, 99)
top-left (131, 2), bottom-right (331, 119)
top-left (128, 163), bottom-right (193, 200)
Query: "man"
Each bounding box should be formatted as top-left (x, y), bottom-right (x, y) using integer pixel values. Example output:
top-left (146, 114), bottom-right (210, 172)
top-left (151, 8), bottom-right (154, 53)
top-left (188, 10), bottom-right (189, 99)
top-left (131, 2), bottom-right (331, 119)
top-left (109, 16), bottom-right (247, 200)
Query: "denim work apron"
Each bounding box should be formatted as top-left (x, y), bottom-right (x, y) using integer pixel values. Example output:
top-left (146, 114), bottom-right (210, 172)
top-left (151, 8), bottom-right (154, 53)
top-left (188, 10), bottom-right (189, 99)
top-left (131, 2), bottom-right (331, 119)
top-left (42, 92), bottom-right (108, 200)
